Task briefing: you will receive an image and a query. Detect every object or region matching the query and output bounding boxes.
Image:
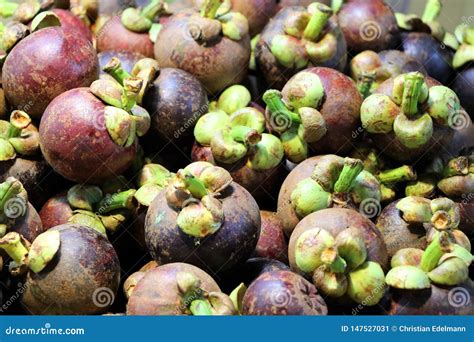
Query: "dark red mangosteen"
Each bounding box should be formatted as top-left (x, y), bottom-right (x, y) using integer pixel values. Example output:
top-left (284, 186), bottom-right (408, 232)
top-left (2, 12), bottom-right (99, 119)
top-left (145, 162), bottom-right (261, 274)
top-left (263, 67), bottom-right (362, 160)
top-left (242, 270), bottom-right (328, 315)
top-left (336, 0), bottom-right (399, 54)
top-left (127, 262), bottom-right (236, 315)
top-left (154, 0), bottom-right (251, 94)
top-left (256, 3), bottom-right (346, 89)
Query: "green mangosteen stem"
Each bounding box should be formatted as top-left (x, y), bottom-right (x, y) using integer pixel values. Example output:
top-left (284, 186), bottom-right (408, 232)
top-left (421, 0), bottom-right (441, 23)
top-left (0, 1), bottom-right (18, 18)
top-left (401, 72), bottom-right (424, 117)
top-left (263, 90), bottom-right (302, 132)
top-left (420, 231), bottom-right (451, 272)
top-left (190, 299), bottom-right (214, 315)
top-left (103, 58), bottom-right (132, 85)
top-left (303, 3), bottom-right (332, 41)
top-left (0, 232), bottom-right (28, 266)
top-left (231, 125), bottom-right (261, 146)
top-left (357, 72), bottom-right (376, 99)
top-left (141, 0), bottom-right (166, 21)
top-left (200, 0), bottom-right (223, 19)
top-left (97, 189), bottom-right (137, 214)
top-left (122, 77), bottom-right (143, 112)
top-left (179, 171), bottom-right (208, 199)
top-left (333, 158), bottom-right (364, 193)
top-left (331, 0), bottom-right (344, 13)
top-left (7, 110), bottom-right (30, 138)
top-left (377, 165), bottom-right (416, 184)
top-left (321, 247), bottom-right (347, 273)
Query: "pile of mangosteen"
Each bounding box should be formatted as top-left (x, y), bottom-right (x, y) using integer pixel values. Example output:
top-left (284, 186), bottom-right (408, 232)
top-left (0, 0), bottom-right (473, 316)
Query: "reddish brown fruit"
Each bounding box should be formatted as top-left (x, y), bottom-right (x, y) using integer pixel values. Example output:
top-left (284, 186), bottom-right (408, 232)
top-left (39, 192), bottom-right (73, 230)
top-left (96, 16), bottom-right (155, 57)
top-left (21, 224), bottom-right (121, 315)
top-left (2, 28), bottom-right (99, 119)
top-left (127, 263), bottom-right (221, 315)
top-left (154, 10), bottom-right (251, 94)
top-left (242, 270), bottom-right (328, 315)
top-left (288, 208), bottom-right (389, 272)
top-left (52, 8), bottom-right (93, 41)
top-left (39, 88), bottom-right (137, 184)
top-left (338, 0), bottom-right (399, 54)
top-left (254, 211), bottom-right (288, 263)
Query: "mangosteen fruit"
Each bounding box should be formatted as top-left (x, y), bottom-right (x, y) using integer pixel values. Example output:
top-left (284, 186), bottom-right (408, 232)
top-left (350, 50), bottom-right (426, 98)
top-left (39, 68), bottom-right (152, 183)
top-left (263, 67), bottom-right (362, 159)
top-left (254, 211), bottom-right (288, 263)
top-left (242, 270), bottom-right (328, 315)
top-left (288, 208), bottom-right (389, 306)
top-left (145, 162), bottom-right (261, 274)
top-left (385, 224), bottom-right (473, 314)
top-left (154, 0), bottom-right (251, 94)
top-left (2, 12), bottom-right (99, 119)
top-left (336, 0), bottom-right (399, 54)
top-left (255, 3), bottom-right (346, 89)
top-left (192, 85), bottom-right (285, 203)
top-left (360, 72), bottom-right (461, 162)
top-left (127, 262), bottom-right (235, 315)
top-left (96, 0), bottom-right (167, 57)
top-left (0, 224), bottom-right (120, 314)
top-left (277, 155), bottom-right (381, 237)
top-left (395, 0), bottom-right (454, 85)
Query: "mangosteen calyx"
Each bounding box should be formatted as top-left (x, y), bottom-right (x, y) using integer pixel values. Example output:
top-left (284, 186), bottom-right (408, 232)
top-left (290, 156), bottom-right (381, 219)
top-left (121, 0), bottom-right (168, 35)
top-left (361, 72), bottom-right (462, 150)
top-left (295, 226), bottom-right (386, 305)
top-left (453, 27), bottom-right (474, 69)
top-left (269, 3), bottom-right (337, 69)
top-left (195, 85), bottom-right (284, 170)
top-left (135, 163), bottom-right (174, 207)
top-left (438, 153), bottom-right (474, 197)
top-left (0, 229), bottom-right (60, 275)
top-left (263, 86), bottom-right (327, 163)
top-left (176, 271), bottom-right (236, 315)
top-left (386, 229), bottom-right (473, 289)
top-left (92, 57), bottom-right (154, 147)
top-left (66, 183), bottom-right (137, 235)
top-left (0, 110), bottom-right (39, 161)
top-left (165, 163), bottom-right (234, 238)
